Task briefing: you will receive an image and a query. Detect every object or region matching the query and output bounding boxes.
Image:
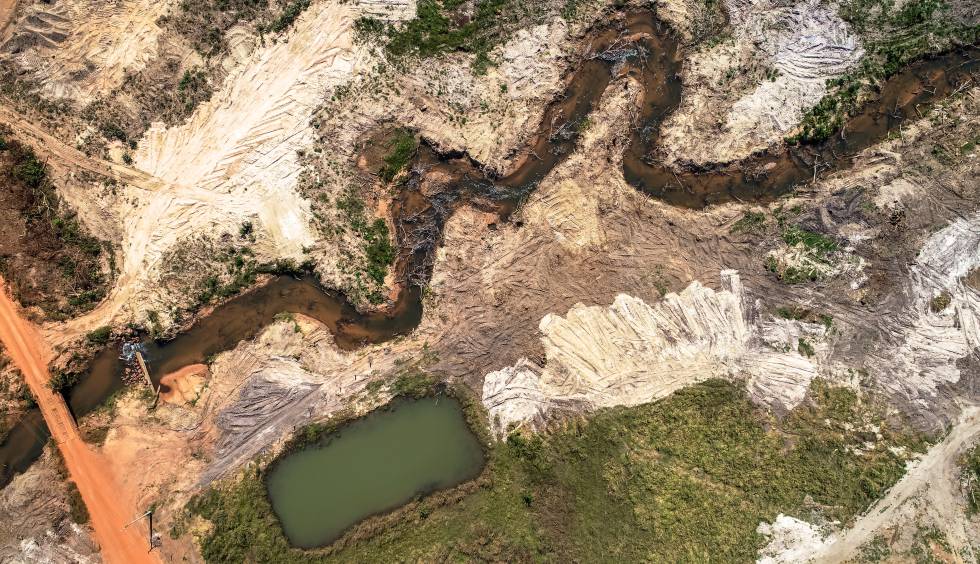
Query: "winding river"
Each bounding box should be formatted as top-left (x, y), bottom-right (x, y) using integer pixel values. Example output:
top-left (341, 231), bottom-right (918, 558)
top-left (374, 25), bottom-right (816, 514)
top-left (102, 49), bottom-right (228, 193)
top-left (1, 10), bottom-right (976, 490)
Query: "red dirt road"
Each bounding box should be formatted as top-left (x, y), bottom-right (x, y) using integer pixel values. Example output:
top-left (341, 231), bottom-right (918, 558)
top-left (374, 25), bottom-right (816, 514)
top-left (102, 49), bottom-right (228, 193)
top-left (0, 280), bottom-right (158, 564)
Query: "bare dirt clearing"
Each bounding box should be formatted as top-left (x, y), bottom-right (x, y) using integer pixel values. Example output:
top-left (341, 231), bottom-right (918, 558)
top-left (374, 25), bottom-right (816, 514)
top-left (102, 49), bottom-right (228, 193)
top-left (3, 0), bottom-right (173, 103)
top-left (0, 447), bottom-right (100, 563)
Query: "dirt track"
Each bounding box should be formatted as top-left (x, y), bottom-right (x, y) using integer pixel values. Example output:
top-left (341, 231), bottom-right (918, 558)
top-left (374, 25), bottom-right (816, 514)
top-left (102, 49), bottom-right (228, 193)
top-left (0, 278), bottom-right (157, 564)
top-left (0, 105), bottom-right (163, 190)
top-left (813, 404), bottom-right (980, 562)
top-left (0, 0), bottom-right (15, 39)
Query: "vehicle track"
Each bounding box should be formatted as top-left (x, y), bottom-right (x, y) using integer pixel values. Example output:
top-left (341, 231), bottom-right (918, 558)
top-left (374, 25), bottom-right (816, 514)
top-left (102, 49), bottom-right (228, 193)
top-left (0, 105), bottom-right (165, 191)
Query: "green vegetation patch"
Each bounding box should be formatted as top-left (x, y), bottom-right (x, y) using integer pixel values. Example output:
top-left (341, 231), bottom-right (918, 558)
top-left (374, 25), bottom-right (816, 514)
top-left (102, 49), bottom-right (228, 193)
top-left (334, 190), bottom-right (396, 303)
top-left (782, 226), bottom-right (839, 257)
top-left (963, 443), bottom-right (980, 515)
top-left (185, 379), bottom-right (920, 562)
top-left (194, 247), bottom-right (259, 307)
top-left (730, 210), bottom-right (767, 234)
top-left (85, 326), bottom-right (112, 346)
top-left (378, 130), bottom-right (417, 184)
top-left (0, 135), bottom-right (109, 317)
top-left (766, 226), bottom-right (842, 284)
top-left (356, 0), bottom-right (563, 74)
top-left (790, 0), bottom-right (979, 143)
top-left (51, 446), bottom-right (90, 525)
top-left (266, 0), bottom-right (312, 34)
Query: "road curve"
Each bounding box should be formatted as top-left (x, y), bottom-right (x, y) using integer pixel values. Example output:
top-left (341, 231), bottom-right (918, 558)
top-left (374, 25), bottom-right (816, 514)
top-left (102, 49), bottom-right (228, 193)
top-left (0, 279), bottom-right (158, 564)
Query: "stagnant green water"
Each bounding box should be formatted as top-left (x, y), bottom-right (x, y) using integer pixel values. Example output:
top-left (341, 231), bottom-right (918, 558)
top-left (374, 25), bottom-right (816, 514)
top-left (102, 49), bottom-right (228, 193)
top-left (266, 395), bottom-right (485, 548)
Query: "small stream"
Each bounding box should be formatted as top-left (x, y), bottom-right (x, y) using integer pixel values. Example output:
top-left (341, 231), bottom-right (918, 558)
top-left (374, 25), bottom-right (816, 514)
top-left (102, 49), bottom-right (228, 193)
top-left (1, 11), bottom-right (975, 494)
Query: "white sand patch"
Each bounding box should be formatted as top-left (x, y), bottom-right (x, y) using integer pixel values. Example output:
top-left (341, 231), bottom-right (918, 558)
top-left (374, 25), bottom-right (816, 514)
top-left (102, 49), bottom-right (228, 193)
top-left (482, 270), bottom-right (828, 435)
top-left (659, 0), bottom-right (863, 166)
top-left (757, 514), bottom-right (836, 564)
top-left (872, 211), bottom-right (980, 401)
top-left (73, 0), bottom-right (368, 324)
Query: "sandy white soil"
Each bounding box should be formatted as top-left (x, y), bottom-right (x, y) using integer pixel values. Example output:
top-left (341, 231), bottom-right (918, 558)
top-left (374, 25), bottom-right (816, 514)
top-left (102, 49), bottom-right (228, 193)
top-left (658, 0), bottom-right (863, 167)
top-left (3, 0), bottom-right (177, 102)
top-left (481, 270), bottom-right (829, 435)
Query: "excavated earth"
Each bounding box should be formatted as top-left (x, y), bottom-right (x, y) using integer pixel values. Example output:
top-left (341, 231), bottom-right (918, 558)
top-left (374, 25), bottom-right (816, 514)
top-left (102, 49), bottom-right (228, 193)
top-left (0, 0), bottom-right (978, 561)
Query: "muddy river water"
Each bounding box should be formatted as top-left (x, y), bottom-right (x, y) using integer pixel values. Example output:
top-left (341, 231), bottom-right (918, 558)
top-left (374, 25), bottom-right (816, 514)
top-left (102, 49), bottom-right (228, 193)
top-left (1, 8), bottom-right (976, 526)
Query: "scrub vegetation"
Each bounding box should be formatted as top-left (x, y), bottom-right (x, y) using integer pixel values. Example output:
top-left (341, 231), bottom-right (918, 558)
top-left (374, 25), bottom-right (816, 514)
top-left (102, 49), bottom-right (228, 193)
top-left (335, 191), bottom-right (395, 301)
top-left (790, 0), bottom-right (979, 143)
top-left (963, 444), bottom-right (980, 516)
top-left (184, 379), bottom-right (921, 562)
top-left (378, 130), bottom-right (417, 184)
top-left (355, 0), bottom-right (588, 74)
top-left (0, 129), bottom-right (109, 319)
top-left (766, 226), bottom-right (842, 284)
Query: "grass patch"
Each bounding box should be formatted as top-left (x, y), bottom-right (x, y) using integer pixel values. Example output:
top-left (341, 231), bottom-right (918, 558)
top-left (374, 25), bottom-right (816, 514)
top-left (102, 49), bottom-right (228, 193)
top-left (193, 247), bottom-right (262, 307)
top-left (962, 443), bottom-right (980, 516)
top-left (767, 226), bottom-right (842, 284)
top-left (67, 480), bottom-right (90, 524)
top-left (731, 211), bottom-right (767, 234)
top-left (782, 227), bottom-right (839, 257)
top-left (185, 379), bottom-right (919, 562)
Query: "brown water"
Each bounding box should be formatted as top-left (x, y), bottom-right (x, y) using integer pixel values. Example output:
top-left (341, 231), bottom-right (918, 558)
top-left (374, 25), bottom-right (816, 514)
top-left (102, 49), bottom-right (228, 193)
top-left (0, 409), bottom-right (49, 487)
top-left (2, 10), bottom-right (974, 488)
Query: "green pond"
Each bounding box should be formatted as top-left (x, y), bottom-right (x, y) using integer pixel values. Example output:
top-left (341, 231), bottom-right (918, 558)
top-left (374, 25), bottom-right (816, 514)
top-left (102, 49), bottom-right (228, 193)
top-left (266, 395), bottom-right (486, 548)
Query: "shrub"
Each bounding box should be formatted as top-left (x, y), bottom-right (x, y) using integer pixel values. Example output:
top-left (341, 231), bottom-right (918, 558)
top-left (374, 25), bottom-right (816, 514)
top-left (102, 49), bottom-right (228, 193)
top-left (85, 326), bottom-right (112, 346)
top-left (49, 370), bottom-right (81, 393)
top-left (929, 291), bottom-right (951, 313)
top-left (378, 131), bottom-right (417, 184)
